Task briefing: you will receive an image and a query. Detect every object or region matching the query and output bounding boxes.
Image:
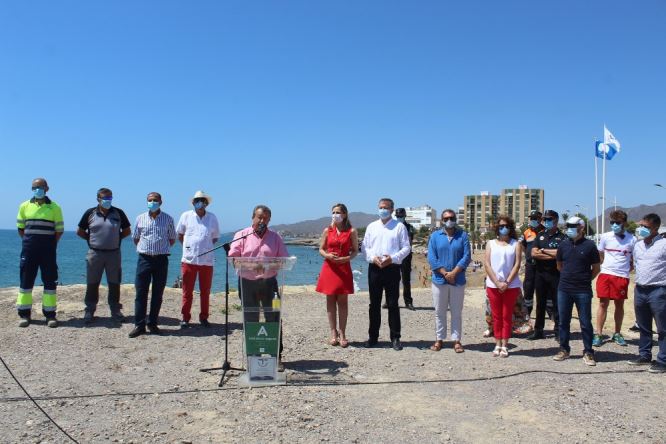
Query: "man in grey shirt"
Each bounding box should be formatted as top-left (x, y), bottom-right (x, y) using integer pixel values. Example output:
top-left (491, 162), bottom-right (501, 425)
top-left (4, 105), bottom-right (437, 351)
top-left (77, 188), bottom-right (131, 323)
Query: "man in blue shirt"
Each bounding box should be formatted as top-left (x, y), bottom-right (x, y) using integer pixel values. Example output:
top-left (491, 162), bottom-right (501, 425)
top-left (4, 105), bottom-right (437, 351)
top-left (427, 209), bottom-right (471, 353)
top-left (553, 217), bottom-right (601, 366)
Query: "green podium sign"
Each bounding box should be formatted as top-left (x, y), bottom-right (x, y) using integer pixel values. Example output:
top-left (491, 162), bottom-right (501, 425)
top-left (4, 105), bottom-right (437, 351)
top-left (245, 322), bottom-right (279, 356)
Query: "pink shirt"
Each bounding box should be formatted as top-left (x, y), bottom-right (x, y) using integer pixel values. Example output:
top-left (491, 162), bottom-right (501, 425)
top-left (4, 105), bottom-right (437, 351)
top-left (228, 227), bottom-right (289, 279)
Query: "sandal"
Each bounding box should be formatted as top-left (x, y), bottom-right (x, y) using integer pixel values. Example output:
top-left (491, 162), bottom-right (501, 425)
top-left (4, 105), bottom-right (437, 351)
top-left (329, 336), bottom-right (339, 346)
top-left (430, 340), bottom-right (443, 351)
top-left (339, 338), bottom-right (349, 348)
top-left (453, 342), bottom-right (465, 353)
top-left (492, 346), bottom-right (501, 357)
top-left (499, 347), bottom-right (509, 358)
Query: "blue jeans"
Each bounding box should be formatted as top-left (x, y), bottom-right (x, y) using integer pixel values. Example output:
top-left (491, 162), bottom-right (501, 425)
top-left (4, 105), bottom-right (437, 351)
top-left (558, 290), bottom-right (594, 355)
top-left (634, 285), bottom-right (666, 365)
top-left (134, 254), bottom-right (168, 327)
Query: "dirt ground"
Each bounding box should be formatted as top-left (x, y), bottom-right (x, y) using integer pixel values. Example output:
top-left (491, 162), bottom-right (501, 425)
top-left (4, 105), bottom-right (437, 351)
top-left (0, 270), bottom-right (664, 443)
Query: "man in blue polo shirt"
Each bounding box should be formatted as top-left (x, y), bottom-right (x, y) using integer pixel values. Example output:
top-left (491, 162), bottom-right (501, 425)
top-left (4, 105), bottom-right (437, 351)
top-left (553, 216), bottom-right (601, 366)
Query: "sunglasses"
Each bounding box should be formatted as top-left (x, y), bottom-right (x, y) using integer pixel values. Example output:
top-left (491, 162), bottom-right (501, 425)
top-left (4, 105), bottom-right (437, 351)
top-left (442, 217), bottom-right (456, 222)
top-left (193, 198), bottom-right (207, 203)
top-left (609, 220), bottom-right (623, 225)
top-left (566, 223), bottom-right (580, 229)
top-left (498, 224), bottom-right (509, 228)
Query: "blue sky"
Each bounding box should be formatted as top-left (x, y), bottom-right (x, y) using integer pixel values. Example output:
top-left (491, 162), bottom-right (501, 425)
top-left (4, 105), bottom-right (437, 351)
top-left (1, 1), bottom-right (665, 231)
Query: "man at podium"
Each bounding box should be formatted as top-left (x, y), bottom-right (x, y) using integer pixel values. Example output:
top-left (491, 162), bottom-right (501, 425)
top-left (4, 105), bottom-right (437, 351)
top-left (228, 205), bottom-right (289, 371)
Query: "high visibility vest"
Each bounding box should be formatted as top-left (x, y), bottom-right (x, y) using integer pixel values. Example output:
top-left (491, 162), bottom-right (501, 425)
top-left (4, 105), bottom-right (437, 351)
top-left (16, 197), bottom-right (64, 239)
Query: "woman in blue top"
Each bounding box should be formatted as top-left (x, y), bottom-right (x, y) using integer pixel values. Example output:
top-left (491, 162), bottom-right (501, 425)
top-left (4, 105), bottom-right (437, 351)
top-left (427, 209), bottom-right (471, 353)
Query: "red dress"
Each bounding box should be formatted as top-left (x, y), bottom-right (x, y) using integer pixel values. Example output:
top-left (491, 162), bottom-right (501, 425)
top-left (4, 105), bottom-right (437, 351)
top-left (316, 226), bottom-right (354, 295)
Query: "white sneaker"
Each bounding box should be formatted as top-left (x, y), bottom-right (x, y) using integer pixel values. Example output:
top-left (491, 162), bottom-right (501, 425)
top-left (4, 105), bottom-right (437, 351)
top-left (499, 347), bottom-right (509, 358)
top-left (492, 346), bottom-right (501, 357)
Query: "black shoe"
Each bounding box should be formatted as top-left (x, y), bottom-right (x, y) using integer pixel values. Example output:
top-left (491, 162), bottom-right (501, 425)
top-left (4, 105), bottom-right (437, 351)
top-left (405, 303), bottom-right (416, 311)
top-left (200, 319), bottom-right (211, 328)
top-left (382, 303), bottom-right (388, 309)
top-left (627, 356), bottom-right (653, 366)
top-left (180, 321), bottom-right (189, 329)
top-left (146, 324), bottom-right (161, 335)
top-left (365, 339), bottom-right (379, 348)
top-left (648, 362), bottom-right (666, 374)
top-left (629, 323), bottom-right (640, 332)
top-left (128, 326), bottom-right (146, 338)
top-left (527, 330), bottom-right (544, 340)
top-left (392, 339), bottom-right (403, 351)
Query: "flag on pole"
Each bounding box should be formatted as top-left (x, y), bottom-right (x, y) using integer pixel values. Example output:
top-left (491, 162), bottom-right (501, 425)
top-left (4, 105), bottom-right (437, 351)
top-left (595, 126), bottom-right (621, 160)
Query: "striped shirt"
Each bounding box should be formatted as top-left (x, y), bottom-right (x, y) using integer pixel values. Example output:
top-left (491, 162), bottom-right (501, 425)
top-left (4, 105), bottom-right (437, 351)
top-left (634, 235), bottom-right (666, 287)
top-left (16, 197), bottom-right (64, 244)
top-left (133, 211), bottom-right (176, 255)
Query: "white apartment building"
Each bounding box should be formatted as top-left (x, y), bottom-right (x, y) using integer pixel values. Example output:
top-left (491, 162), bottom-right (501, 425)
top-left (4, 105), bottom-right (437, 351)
top-left (398, 205), bottom-right (437, 230)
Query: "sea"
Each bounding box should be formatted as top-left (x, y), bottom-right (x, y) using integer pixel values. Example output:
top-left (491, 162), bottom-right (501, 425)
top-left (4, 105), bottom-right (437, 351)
top-left (0, 230), bottom-right (368, 292)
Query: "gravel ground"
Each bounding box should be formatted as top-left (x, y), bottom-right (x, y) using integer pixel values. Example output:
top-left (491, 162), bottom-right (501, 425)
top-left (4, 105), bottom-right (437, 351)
top-left (0, 283), bottom-right (665, 444)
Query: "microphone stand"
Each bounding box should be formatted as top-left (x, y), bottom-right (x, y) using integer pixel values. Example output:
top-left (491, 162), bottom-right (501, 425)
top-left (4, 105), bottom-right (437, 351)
top-left (199, 228), bottom-right (262, 387)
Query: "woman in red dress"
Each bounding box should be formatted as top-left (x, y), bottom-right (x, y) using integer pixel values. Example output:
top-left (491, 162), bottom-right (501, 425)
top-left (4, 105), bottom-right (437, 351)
top-left (316, 203), bottom-right (358, 347)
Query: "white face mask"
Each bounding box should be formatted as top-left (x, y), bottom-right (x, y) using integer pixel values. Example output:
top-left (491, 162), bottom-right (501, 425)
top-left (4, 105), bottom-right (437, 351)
top-left (332, 214), bottom-right (343, 224)
top-left (444, 220), bottom-right (456, 229)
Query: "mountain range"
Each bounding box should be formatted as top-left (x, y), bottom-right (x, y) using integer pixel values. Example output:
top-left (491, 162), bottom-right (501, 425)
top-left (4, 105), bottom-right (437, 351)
top-left (271, 212), bottom-right (378, 237)
top-left (588, 202), bottom-right (666, 231)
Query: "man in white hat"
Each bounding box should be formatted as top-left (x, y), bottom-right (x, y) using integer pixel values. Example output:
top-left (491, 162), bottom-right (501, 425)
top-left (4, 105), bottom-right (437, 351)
top-left (175, 191), bottom-right (220, 328)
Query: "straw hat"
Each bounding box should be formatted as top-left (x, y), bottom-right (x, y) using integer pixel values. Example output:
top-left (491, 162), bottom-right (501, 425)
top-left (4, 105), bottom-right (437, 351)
top-left (191, 190), bottom-right (213, 205)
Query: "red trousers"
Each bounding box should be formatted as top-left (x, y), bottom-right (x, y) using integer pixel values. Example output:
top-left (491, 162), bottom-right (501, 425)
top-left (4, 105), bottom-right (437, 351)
top-left (181, 263), bottom-right (213, 322)
top-left (487, 287), bottom-right (520, 340)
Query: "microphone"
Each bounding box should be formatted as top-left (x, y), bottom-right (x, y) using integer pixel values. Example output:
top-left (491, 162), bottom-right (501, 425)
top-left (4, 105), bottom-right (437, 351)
top-left (256, 223), bottom-right (267, 235)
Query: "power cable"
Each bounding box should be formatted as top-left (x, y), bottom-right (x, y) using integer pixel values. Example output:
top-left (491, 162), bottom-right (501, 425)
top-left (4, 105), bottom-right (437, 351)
top-left (0, 354), bottom-right (79, 443)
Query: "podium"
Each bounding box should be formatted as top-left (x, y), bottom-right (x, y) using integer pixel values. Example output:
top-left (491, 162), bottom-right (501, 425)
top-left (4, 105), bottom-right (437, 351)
top-left (230, 256), bottom-right (296, 386)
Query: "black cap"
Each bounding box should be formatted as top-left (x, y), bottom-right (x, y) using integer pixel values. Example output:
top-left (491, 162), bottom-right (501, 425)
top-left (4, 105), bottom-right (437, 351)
top-left (529, 210), bottom-right (542, 219)
top-left (395, 208), bottom-right (406, 217)
top-left (543, 209), bottom-right (559, 219)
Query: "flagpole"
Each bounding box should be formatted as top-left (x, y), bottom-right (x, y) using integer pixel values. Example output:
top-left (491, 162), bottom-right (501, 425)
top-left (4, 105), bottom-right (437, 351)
top-left (595, 152), bottom-right (599, 244)
top-left (602, 146), bottom-right (607, 235)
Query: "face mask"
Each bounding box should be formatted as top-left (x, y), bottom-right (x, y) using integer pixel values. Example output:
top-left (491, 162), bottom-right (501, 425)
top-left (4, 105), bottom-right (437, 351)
top-left (194, 202), bottom-right (206, 210)
top-left (332, 214), bottom-right (343, 223)
top-left (147, 201), bottom-right (160, 213)
top-left (499, 227), bottom-right (509, 236)
top-left (544, 220), bottom-right (554, 230)
top-left (397, 217), bottom-right (405, 223)
top-left (566, 227), bottom-right (578, 239)
top-left (529, 220), bottom-right (539, 229)
top-left (100, 199), bottom-right (112, 209)
top-left (33, 188), bottom-right (45, 199)
top-left (611, 223), bottom-right (623, 234)
top-left (444, 220), bottom-right (456, 229)
top-left (636, 226), bottom-right (651, 239)
top-left (378, 208), bottom-right (391, 219)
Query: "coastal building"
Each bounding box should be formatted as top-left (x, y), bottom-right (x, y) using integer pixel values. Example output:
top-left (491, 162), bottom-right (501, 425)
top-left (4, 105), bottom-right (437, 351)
top-left (457, 206), bottom-right (465, 227)
top-left (463, 186), bottom-right (544, 232)
top-left (464, 192), bottom-right (499, 233)
top-left (498, 186), bottom-right (545, 225)
top-left (399, 205), bottom-right (437, 230)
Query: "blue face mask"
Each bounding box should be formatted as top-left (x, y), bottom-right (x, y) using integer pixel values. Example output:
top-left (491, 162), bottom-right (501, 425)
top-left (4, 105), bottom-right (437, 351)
top-left (499, 227), bottom-right (509, 236)
top-left (194, 202), bottom-right (206, 210)
top-left (378, 208), bottom-right (391, 219)
top-left (529, 220), bottom-right (539, 229)
top-left (611, 223), bottom-right (623, 234)
top-left (566, 227), bottom-right (578, 239)
top-left (33, 187), bottom-right (46, 199)
top-left (544, 220), bottom-right (554, 230)
top-left (147, 201), bottom-right (161, 213)
top-left (397, 217), bottom-right (405, 223)
top-left (100, 199), bottom-right (112, 209)
top-left (636, 226), bottom-right (651, 239)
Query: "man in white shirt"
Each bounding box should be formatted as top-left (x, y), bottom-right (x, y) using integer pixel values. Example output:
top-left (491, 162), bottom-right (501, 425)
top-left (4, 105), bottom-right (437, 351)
top-left (628, 213), bottom-right (666, 373)
top-left (176, 191), bottom-right (220, 328)
top-left (594, 210), bottom-right (636, 347)
top-left (361, 198), bottom-right (411, 350)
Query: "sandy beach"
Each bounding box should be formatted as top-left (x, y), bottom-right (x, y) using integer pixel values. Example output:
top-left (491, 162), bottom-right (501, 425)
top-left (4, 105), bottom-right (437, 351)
top-left (0, 267), bottom-right (663, 444)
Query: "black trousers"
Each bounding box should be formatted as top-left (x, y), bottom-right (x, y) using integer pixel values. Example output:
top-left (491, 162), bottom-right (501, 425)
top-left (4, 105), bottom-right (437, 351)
top-left (239, 277), bottom-right (283, 357)
top-left (523, 262), bottom-right (537, 316)
top-left (369, 264), bottom-right (401, 341)
top-left (19, 241), bottom-right (58, 319)
top-left (534, 270), bottom-right (560, 331)
top-left (134, 254), bottom-right (168, 327)
top-left (400, 253), bottom-right (413, 305)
